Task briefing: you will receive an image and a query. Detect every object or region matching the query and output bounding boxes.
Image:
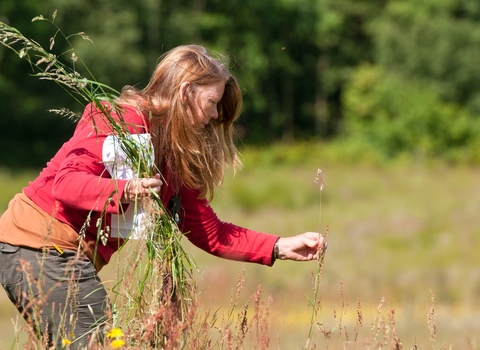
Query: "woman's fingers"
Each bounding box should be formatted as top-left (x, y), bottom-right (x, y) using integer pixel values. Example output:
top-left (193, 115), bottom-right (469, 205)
top-left (123, 177), bottom-right (163, 203)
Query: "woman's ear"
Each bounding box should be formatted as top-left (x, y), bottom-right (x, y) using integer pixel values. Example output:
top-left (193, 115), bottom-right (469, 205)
top-left (180, 81), bottom-right (191, 104)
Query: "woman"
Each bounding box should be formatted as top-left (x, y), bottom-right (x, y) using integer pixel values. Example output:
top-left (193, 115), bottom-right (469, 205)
top-left (0, 45), bottom-right (326, 348)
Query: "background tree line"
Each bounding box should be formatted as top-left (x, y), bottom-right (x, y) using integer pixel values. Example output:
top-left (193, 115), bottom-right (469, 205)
top-left (1, 0), bottom-right (479, 168)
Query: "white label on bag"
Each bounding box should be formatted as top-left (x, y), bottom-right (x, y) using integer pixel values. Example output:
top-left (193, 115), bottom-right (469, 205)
top-left (102, 133), bottom-right (154, 239)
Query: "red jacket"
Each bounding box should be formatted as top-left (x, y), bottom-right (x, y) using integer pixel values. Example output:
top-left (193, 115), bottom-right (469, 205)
top-left (24, 103), bottom-right (278, 266)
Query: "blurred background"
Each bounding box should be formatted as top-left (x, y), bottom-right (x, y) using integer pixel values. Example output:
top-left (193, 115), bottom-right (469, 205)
top-left (1, 0), bottom-right (480, 348)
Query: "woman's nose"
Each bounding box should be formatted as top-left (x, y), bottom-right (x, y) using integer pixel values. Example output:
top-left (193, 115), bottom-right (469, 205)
top-left (211, 108), bottom-right (219, 119)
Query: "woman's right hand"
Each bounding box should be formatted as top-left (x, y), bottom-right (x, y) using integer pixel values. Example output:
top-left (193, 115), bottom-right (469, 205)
top-left (276, 232), bottom-right (327, 261)
top-left (122, 173), bottom-right (162, 203)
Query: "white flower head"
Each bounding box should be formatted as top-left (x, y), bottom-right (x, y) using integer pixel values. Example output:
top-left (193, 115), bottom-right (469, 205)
top-left (314, 168), bottom-right (324, 191)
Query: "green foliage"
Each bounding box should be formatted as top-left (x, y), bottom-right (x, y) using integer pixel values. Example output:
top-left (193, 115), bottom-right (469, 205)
top-left (2, 0), bottom-right (480, 168)
top-left (342, 64), bottom-right (480, 163)
top-left (225, 167), bottom-right (318, 213)
top-left (0, 168), bottom-right (36, 212)
top-left (0, 2), bottom-right (76, 168)
top-left (370, 0), bottom-right (480, 113)
top-left (0, 0), bottom-right (386, 169)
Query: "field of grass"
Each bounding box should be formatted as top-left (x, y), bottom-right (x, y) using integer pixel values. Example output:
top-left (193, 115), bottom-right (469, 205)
top-left (1, 142), bottom-right (479, 348)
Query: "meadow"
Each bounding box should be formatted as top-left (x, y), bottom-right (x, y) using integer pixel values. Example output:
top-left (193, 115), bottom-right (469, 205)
top-left (0, 141), bottom-right (479, 349)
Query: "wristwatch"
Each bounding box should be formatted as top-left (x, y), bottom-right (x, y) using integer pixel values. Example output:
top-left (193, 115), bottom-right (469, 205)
top-left (272, 239), bottom-right (280, 263)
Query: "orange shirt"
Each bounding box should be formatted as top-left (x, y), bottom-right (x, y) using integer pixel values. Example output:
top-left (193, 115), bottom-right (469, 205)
top-left (0, 192), bottom-right (105, 271)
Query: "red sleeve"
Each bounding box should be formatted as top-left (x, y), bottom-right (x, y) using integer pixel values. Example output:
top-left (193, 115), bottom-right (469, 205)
top-left (178, 187), bottom-right (279, 266)
top-left (51, 103), bottom-right (145, 214)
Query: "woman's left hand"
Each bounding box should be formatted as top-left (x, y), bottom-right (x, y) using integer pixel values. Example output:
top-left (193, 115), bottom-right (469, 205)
top-left (122, 173), bottom-right (163, 203)
top-left (276, 232), bottom-right (327, 261)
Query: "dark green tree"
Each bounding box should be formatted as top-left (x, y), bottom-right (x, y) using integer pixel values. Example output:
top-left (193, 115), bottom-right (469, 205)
top-left (369, 0), bottom-right (480, 113)
top-left (0, 1), bottom-right (76, 168)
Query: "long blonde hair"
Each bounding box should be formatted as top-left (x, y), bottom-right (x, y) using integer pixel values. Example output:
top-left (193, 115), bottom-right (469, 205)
top-left (120, 45), bottom-right (243, 200)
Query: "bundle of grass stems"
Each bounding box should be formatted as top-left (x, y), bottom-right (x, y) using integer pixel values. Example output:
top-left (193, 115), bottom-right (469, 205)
top-left (0, 12), bottom-right (197, 347)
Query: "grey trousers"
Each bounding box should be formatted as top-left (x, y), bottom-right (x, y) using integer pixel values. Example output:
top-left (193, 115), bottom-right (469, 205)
top-left (0, 243), bottom-right (109, 349)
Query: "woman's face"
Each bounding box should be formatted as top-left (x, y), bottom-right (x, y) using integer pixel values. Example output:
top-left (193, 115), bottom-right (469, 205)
top-left (182, 81), bottom-right (225, 129)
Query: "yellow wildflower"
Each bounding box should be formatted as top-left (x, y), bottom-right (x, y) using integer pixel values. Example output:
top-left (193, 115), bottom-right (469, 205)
top-left (62, 338), bottom-right (72, 347)
top-left (110, 339), bottom-right (126, 349)
top-left (106, 327), bottom-right (123, 338)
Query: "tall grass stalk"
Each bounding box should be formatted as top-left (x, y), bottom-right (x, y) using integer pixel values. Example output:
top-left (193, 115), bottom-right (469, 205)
top-left (305, 169), bottom-right (328, 349)
top-left (0, 12), bottom-right (196, 343)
